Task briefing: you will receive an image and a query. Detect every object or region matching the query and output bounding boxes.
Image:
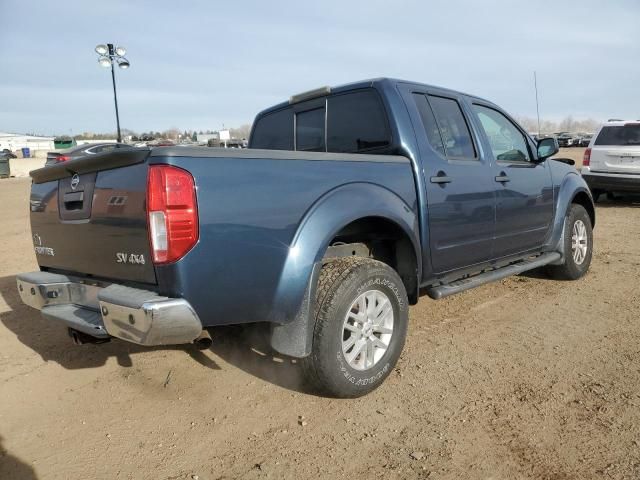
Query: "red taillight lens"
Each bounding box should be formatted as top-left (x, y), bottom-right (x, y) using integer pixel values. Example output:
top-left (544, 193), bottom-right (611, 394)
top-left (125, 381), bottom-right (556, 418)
top-left (57, 155), bottom-right (70, 162)
top-left (583, 148), bottom-right (591, 167)
top-left (147, 165), bottom-right (198, 264)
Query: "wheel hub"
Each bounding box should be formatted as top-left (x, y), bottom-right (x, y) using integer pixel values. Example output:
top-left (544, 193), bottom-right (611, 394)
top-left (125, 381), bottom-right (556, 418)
top-left (341, 290), bottom-right (394, 371)
top-left (571, 219), bottom-right (588, 265)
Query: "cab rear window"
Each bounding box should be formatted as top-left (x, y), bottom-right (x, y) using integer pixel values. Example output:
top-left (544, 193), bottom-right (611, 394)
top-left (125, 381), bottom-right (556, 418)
top-left (327, 90), bottom-right (390, 153)
top-left (296, 107), bottom-right (325, 152)
top-left (250, 88), bottom-right (391, 153)
top-left (250, 108), bottom-right (294, 150)
top-left (595, 125), bottom-right (640, 146)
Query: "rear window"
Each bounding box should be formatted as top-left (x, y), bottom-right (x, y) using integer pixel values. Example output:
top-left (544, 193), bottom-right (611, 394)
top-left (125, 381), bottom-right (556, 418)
top-left (327, 90), bottom-right (390, 153)
top-left (595, 125), bottom-right (640, 146)
top-left (250, 88), bottom-right (390, 153)
top-left (296, 107), bottom-right (325, 152)
top-left (250, 108), bottom-right (294, 150)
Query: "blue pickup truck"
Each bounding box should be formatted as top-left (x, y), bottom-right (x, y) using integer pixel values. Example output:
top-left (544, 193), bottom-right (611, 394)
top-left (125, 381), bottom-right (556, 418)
top-left (18, 78), bottom-right (594, 397)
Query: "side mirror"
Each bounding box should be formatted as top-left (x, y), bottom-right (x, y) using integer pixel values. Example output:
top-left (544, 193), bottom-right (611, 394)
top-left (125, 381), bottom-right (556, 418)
top-left (536, 137), bottom-right (559, 161)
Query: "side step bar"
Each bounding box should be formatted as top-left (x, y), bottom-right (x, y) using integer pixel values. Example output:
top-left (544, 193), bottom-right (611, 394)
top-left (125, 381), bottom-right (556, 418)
top-left (425, 252), bottom-right (561, 300)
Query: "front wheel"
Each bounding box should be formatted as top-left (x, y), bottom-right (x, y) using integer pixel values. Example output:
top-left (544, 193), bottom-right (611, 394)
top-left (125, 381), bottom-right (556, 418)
top-left (301, 257), bottom-right (409, 398)
top-left (546, 204), bottom-right (593, 280)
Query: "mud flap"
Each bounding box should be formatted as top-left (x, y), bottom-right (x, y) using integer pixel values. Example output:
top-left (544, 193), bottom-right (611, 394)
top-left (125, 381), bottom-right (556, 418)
top-left (549, 222), bottom-right (566, 265)
top-left (270, 262), bottom-right (321, 358)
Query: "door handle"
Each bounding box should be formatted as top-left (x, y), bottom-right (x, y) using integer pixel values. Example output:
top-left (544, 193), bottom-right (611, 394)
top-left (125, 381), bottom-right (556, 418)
top-left (63, 191), bottom-right (84, 203)
top-left (430, 172), bottom-right (452, 184)
top-left (495, 172), bottom-right (510, 183)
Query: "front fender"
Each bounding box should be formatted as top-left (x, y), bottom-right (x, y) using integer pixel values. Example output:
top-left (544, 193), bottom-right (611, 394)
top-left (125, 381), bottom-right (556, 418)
top-left (545, 171), bottom-right (594, 259)
top-left (270, 182), bottom-right (420, 357)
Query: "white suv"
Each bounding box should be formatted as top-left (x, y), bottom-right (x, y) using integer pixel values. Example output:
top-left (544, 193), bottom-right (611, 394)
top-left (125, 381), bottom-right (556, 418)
top-left (581, 120), bottom-right (640, 200)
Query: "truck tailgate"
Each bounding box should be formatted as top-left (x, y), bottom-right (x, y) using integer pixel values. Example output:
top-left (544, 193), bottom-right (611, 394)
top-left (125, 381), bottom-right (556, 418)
top-left (29, 148), bottom-right (156, 284)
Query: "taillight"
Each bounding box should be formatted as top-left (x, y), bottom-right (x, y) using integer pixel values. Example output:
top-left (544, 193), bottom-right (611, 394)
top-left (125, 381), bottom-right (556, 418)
top-left (57, 155), bottom-right (70, 162)
top-left (583, 148), bottom-right (591, 167)
top-left (147, 165), bottom-right (198, 264)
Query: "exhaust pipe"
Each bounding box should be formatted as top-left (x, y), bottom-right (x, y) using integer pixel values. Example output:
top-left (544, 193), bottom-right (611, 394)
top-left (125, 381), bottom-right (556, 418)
top-left (193, 329), bottom-right (212, 350)
top-left (68, 328), bottom-right (110, 345)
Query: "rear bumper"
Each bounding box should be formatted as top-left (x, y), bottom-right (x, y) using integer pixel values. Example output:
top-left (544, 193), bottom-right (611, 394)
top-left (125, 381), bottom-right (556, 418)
top-left (581, 168), bottom-right (640, 193)
top-left (16, 271), bottom-right (202, 346)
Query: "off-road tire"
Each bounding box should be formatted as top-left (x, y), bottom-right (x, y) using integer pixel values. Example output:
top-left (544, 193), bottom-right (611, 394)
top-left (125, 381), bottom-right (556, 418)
top-left (301, 257), bottom-right (408, 398)
top-left (546, 204), bottom-right (593, 280)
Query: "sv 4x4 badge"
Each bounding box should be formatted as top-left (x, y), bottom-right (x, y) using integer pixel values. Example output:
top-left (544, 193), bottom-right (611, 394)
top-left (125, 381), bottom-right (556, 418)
top-left (116, 253), bottom-right (146, 265)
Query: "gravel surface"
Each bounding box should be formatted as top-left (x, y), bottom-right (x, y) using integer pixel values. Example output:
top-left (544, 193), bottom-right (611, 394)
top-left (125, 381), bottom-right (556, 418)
top-left (1, 152), bottom-right (639, 479)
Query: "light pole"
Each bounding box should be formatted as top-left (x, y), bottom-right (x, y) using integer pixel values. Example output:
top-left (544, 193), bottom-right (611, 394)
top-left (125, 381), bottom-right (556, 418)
top-left (95, 44), bottom-right (130, 143)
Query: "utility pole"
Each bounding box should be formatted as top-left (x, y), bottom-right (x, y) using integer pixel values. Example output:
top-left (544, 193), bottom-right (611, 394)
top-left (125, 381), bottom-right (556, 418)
top-left (109, 45), bottom-right (122, 142)
top-left (534, 71), bottom-right (541, 136)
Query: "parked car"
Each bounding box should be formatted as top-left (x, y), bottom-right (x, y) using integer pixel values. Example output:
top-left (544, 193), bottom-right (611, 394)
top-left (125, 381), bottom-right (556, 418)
top-left (146, 139), bottom-right (176, 147)
top-left (581, 120), bottom-right (640, 200)
top-left (17, 78), bottom-right (594, 398)
top-left (45, 143), bottom-right (131, 166)
top-left (556, 133), bottom-right (576, 147)
top-left (577, 134), bottom-right (593, 147)
top-left (571, 133), bottom-right (590, 147)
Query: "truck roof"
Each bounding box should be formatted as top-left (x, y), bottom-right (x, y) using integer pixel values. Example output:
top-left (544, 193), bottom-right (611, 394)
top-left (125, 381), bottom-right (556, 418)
top-left (255, 77), bottom-right (493, 118)
top-left (602, 120), bottom-right (640, 127)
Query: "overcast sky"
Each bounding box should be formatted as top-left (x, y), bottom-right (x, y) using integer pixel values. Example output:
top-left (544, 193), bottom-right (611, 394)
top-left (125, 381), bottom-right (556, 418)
top-left (1, 0), bottom-right (638, 135)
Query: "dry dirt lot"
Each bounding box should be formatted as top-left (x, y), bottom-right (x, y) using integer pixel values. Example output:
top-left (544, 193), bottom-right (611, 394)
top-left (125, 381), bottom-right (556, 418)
top-left (1, 149), bottom-right (640, 479)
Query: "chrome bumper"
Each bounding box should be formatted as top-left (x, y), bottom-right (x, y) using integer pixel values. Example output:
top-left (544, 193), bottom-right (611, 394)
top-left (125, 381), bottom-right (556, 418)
top-left (16, 271), bottom-right (203, 346)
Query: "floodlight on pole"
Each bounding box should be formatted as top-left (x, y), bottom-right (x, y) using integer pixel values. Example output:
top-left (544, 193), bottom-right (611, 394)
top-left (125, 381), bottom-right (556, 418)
top-left (94, 43), bottom-right (131, 142)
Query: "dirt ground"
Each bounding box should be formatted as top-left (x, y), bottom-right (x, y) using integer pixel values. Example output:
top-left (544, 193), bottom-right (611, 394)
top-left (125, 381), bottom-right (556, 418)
top-left (1, 149), bottom-right (639, 480)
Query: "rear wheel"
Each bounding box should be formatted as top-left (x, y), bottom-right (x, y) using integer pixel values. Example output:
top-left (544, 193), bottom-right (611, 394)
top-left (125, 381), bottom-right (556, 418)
top-left (302, 257), bottom-right (408, 398)
top-left (546, 204), bottom-right (593, 280)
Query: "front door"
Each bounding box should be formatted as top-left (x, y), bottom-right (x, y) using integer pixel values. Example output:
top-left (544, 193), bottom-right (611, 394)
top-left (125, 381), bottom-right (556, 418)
top-left (471, 104), bottom-right (554, 258)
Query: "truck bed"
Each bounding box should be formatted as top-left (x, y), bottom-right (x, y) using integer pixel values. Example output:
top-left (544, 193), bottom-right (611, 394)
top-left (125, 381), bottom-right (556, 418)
top-left (28, 146), bottom-right (416, 326)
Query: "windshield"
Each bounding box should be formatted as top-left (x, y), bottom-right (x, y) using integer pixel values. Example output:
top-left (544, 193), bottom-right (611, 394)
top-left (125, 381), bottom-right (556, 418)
top-left (595, 125), bottom-right (640, 146)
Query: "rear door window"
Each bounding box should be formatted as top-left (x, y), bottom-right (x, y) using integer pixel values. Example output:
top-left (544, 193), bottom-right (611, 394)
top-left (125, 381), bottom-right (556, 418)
top-left (327, 90), bottom-right (390, 153)
top-left (427, 95), bottom-right (476, 159)
top-left (250, 108), bottom-right (294, 150)
top-left (595, 125), bottom-right (640, 146)
top-left (413, 93), bottom-right (446, 156)
top-left (296, 107), bottom-right (325, 152)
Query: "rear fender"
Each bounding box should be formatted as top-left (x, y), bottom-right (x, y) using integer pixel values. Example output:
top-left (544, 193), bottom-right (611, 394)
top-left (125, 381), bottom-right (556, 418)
top-left (270, 182), bottom-right (420, 357)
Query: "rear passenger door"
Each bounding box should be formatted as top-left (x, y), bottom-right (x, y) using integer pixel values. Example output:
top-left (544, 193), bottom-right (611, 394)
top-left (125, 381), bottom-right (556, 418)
top-left (470, 103), bottom-right (554, 257)
top-left (409, 90), bottom-right (496, 274)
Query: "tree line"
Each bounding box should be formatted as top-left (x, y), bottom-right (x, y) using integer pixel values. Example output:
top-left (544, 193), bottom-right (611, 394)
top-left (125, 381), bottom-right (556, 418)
top-left (515, 116), bottom-right (601, 135)
top-left (73, 124), bottom-right (253, 141)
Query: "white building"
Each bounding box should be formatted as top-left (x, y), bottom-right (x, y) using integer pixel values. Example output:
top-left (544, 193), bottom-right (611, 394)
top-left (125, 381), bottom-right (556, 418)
top-left (196, 133), bottom-right (219, 144)
top-left (0, 132), bottom-right (55, 152)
